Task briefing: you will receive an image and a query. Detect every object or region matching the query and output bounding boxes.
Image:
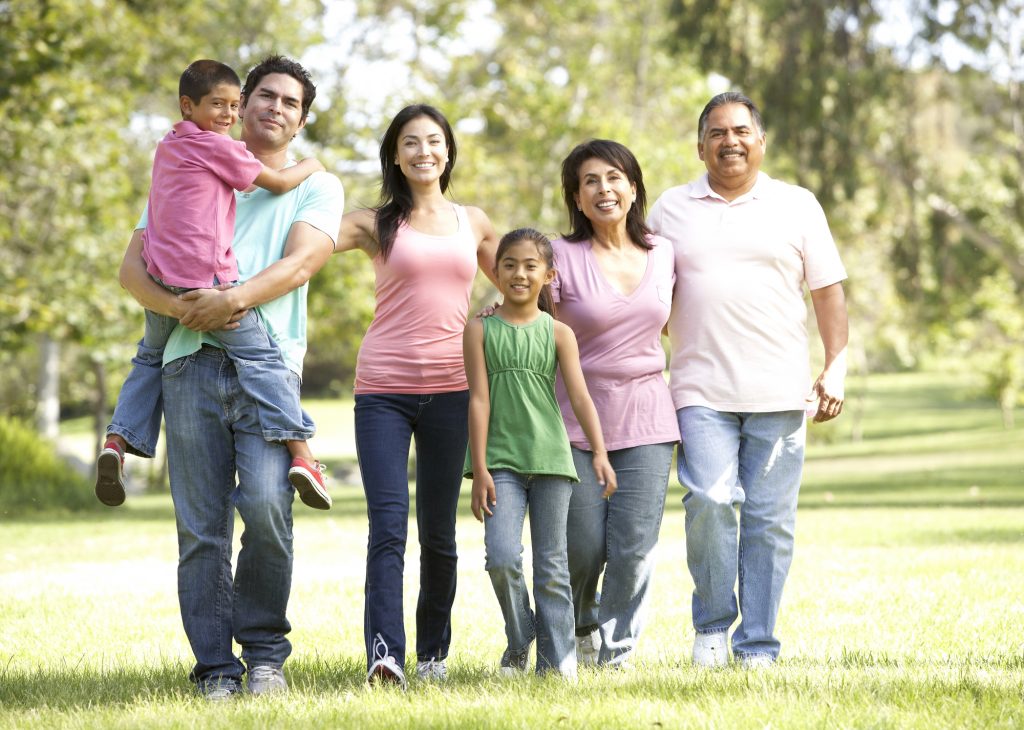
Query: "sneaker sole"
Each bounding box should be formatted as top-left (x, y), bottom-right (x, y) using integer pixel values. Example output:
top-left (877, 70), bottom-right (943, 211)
top-left (95, 451), bottom-right (126, 506)
top-left (287, 468), bottom-right (332, 510)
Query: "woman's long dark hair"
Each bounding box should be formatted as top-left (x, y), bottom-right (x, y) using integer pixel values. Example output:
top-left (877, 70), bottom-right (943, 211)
top-left (374, 104), bottom-right (457, 260)
top-left (560, 139), bottom-right (652, 250)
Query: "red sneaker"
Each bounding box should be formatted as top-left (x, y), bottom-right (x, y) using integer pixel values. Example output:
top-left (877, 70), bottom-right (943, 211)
top-left (288, 458), bottom-right (332, 510)
top-left (95, 440), bottom-right (126, 506)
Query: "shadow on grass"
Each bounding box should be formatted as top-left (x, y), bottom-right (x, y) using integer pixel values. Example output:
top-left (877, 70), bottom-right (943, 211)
top-left (3, 652), bottom-right (1023, 711)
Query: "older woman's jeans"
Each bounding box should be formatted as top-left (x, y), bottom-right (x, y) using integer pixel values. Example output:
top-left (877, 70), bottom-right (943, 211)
top-left (566, 442), bottom-right (675, 665)
top-left (484, 469), bottom-right (577, 677)
top-left (676, 406), bottom-right (806, 661)
top-left (162, 346), bottom-right (303, 686)
top-left (355, 391), bottom-right (469, 670)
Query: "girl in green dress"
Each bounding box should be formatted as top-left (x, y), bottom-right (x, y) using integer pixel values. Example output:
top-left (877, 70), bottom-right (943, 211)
top-left (464, 228), bottom-right (617, 677)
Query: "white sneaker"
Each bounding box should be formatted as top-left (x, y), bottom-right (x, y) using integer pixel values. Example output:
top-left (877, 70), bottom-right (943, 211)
top-left (738, 654), bottom-right (775, 670)
top-left (575, 629), bottom-right (601, 666)
top-left (416, 657), bottom-right (448, 682)
top-left (247, 664), bottom-right (288, 695)
top-left (692, 632), bottom-right (730, 668)
top-left (367, 633), bottom-right (408, 690)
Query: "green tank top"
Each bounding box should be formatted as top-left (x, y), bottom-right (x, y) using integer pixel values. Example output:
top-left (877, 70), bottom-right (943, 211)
top-left (463, 312), bottom-right (578, 482)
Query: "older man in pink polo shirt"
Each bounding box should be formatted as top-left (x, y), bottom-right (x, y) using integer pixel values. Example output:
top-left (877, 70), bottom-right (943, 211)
top-left (648, 92), bottom-right (849, 668)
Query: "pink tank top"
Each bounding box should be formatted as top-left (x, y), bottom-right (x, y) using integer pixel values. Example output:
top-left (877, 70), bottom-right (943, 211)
top-left (355, 204), bottom-right (478, 394)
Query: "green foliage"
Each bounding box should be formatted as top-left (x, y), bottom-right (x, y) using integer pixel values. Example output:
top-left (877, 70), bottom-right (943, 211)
top-left (0, 416), bottom-right (96, 515)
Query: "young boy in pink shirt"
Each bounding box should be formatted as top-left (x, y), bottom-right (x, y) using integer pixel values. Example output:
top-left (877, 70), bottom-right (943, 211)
top-left (96, 59), bottom-right (330, 511)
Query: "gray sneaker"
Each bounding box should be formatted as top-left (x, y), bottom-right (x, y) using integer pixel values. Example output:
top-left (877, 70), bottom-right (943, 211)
top-left (248, 664), bottom-right (288, 695)
top-left (499, 640), bottom-right (533, 676)
top-left (198, 678), bottom-right (241, 702)
top-left (416, 657), bottom-right (448, 682)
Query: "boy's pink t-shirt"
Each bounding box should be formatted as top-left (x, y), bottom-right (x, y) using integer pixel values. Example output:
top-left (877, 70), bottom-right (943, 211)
top-left (551, 236), bottom-right (680, 451)
top-left (354, 205), bottom-right (479, 394)
top-left (141, 121), bottom-right (264, 288)
top-left (649, 172), bottom-right (848, 412)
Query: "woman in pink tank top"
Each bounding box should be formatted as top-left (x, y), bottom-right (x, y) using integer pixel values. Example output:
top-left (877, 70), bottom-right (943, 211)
top-left (334, 104), bottom-right (498, 688)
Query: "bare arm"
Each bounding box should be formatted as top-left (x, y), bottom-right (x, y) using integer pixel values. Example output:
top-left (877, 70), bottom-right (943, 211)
top-left (253, 158), bottom-right (325, 195)
top-left (553, 321), bottom-right (617, 496)
top-left (809, 282), bottom-right (849, 423)
top-left (118, 229), bottom-right (189, 319)
top-left (468, 205), bottom-right (499, 287)
top-left (177, 220), bottom-right (335, 331)
top-left (464, 319), bottom-right (496, 522)
top-left (335, 208), bottom-right (380, 257)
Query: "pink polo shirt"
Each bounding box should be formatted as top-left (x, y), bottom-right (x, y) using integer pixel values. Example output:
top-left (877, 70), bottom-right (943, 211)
top-left (551, 236), bottom-right (680, 451)
top-left (141, 121), bottom-right (263, 288)
top-left (648, 172), bottom-right (847, 412)
top-left (354, 204), bottom-right (478, 394)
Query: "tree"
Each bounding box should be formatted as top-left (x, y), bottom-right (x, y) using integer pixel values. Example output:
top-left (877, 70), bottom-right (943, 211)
top-left (0, 0), bottom-right (326, 439)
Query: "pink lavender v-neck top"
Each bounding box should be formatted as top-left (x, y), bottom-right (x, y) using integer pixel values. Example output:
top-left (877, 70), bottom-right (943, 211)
top-left (355, 204), bottom-right (478, 394)
top-left (550, 236), bottom-right (680, 451)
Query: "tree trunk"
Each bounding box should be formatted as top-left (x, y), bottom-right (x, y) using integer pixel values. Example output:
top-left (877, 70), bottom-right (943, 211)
top-left (36, 335), bottom-right (60, 441)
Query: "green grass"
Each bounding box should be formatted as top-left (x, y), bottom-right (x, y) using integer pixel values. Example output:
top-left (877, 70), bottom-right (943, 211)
top-left (2, 372), bottom-right (1023, 728)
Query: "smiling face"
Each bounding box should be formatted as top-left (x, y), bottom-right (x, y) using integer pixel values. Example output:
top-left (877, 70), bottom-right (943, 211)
top-left (573, 157), bottom-right (637, 232)
top-left (180, 82), bottom-right (241, 135)
top-left (495, 239), bottom-right (555, 307)
top-left (239, 72), bottom-right (308, 150)
top-left (698, 102), bottom-right (766, 198)
top-left (394, 115), bottom-right (449, 186)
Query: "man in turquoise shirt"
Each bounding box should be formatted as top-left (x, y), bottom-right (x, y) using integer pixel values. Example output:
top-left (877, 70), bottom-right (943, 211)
top-left (116, 56), bottom-right (343, 700)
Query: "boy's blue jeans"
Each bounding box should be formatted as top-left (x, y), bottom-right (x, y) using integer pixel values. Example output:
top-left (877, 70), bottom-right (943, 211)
top-left (108, 286), bottom-right (312, 457)
top-left (484, 469), bottom-right (577, 677)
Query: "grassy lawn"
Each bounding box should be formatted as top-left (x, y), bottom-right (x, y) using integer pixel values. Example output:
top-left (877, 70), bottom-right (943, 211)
top-left (2, 372), bottom-right (1022, 728)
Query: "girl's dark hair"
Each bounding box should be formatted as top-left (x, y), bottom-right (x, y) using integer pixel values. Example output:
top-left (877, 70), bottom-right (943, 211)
top-left (375, 104), bottom-right (457, 260)
top-left (560, 139), bottom-right (652, 250)
top-left (497, 228), bottom-right (556, 315)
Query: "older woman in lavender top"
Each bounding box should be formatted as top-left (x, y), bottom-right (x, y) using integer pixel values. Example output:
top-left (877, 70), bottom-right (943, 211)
top-left (551, 140), bottom-right (679, 666)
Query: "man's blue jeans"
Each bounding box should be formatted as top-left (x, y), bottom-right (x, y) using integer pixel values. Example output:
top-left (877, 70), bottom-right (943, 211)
top-left (354, 391), bottom-right (469, 670)
top-left (484, 469), bottom-right (576, 676)
top-left (109, 303), bottom-right (312, 458)
top-left (676, 406), bottom-right (806, 661)
top-left (162, 346), bottom-right (305, 686)
top-left (567, 442), bottom-right (674, 665)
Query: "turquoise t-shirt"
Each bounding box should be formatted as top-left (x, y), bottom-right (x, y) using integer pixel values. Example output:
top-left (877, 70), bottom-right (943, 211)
top-left (137, 169), bottom-right (344, 376)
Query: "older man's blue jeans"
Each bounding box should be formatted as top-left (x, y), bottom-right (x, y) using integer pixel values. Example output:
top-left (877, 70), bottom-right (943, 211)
top-left (162, 346), bottom-right (302, 686)
top-left (566, 443), bottom-right (674, 665)
top-left (676, 406), bottom-right (806, 661)
top-left (484, 469), bottom-right (577, 676)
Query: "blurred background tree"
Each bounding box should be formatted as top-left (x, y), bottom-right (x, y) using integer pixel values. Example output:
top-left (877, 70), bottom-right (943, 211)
top-left (1, 0), bottom-right (1020, 453)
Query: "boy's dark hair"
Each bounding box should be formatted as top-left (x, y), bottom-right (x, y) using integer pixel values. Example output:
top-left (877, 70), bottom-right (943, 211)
top-left (179, 60), bottom-right (241, 103)
top-left (241, 55), bottom-right (317, 121)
